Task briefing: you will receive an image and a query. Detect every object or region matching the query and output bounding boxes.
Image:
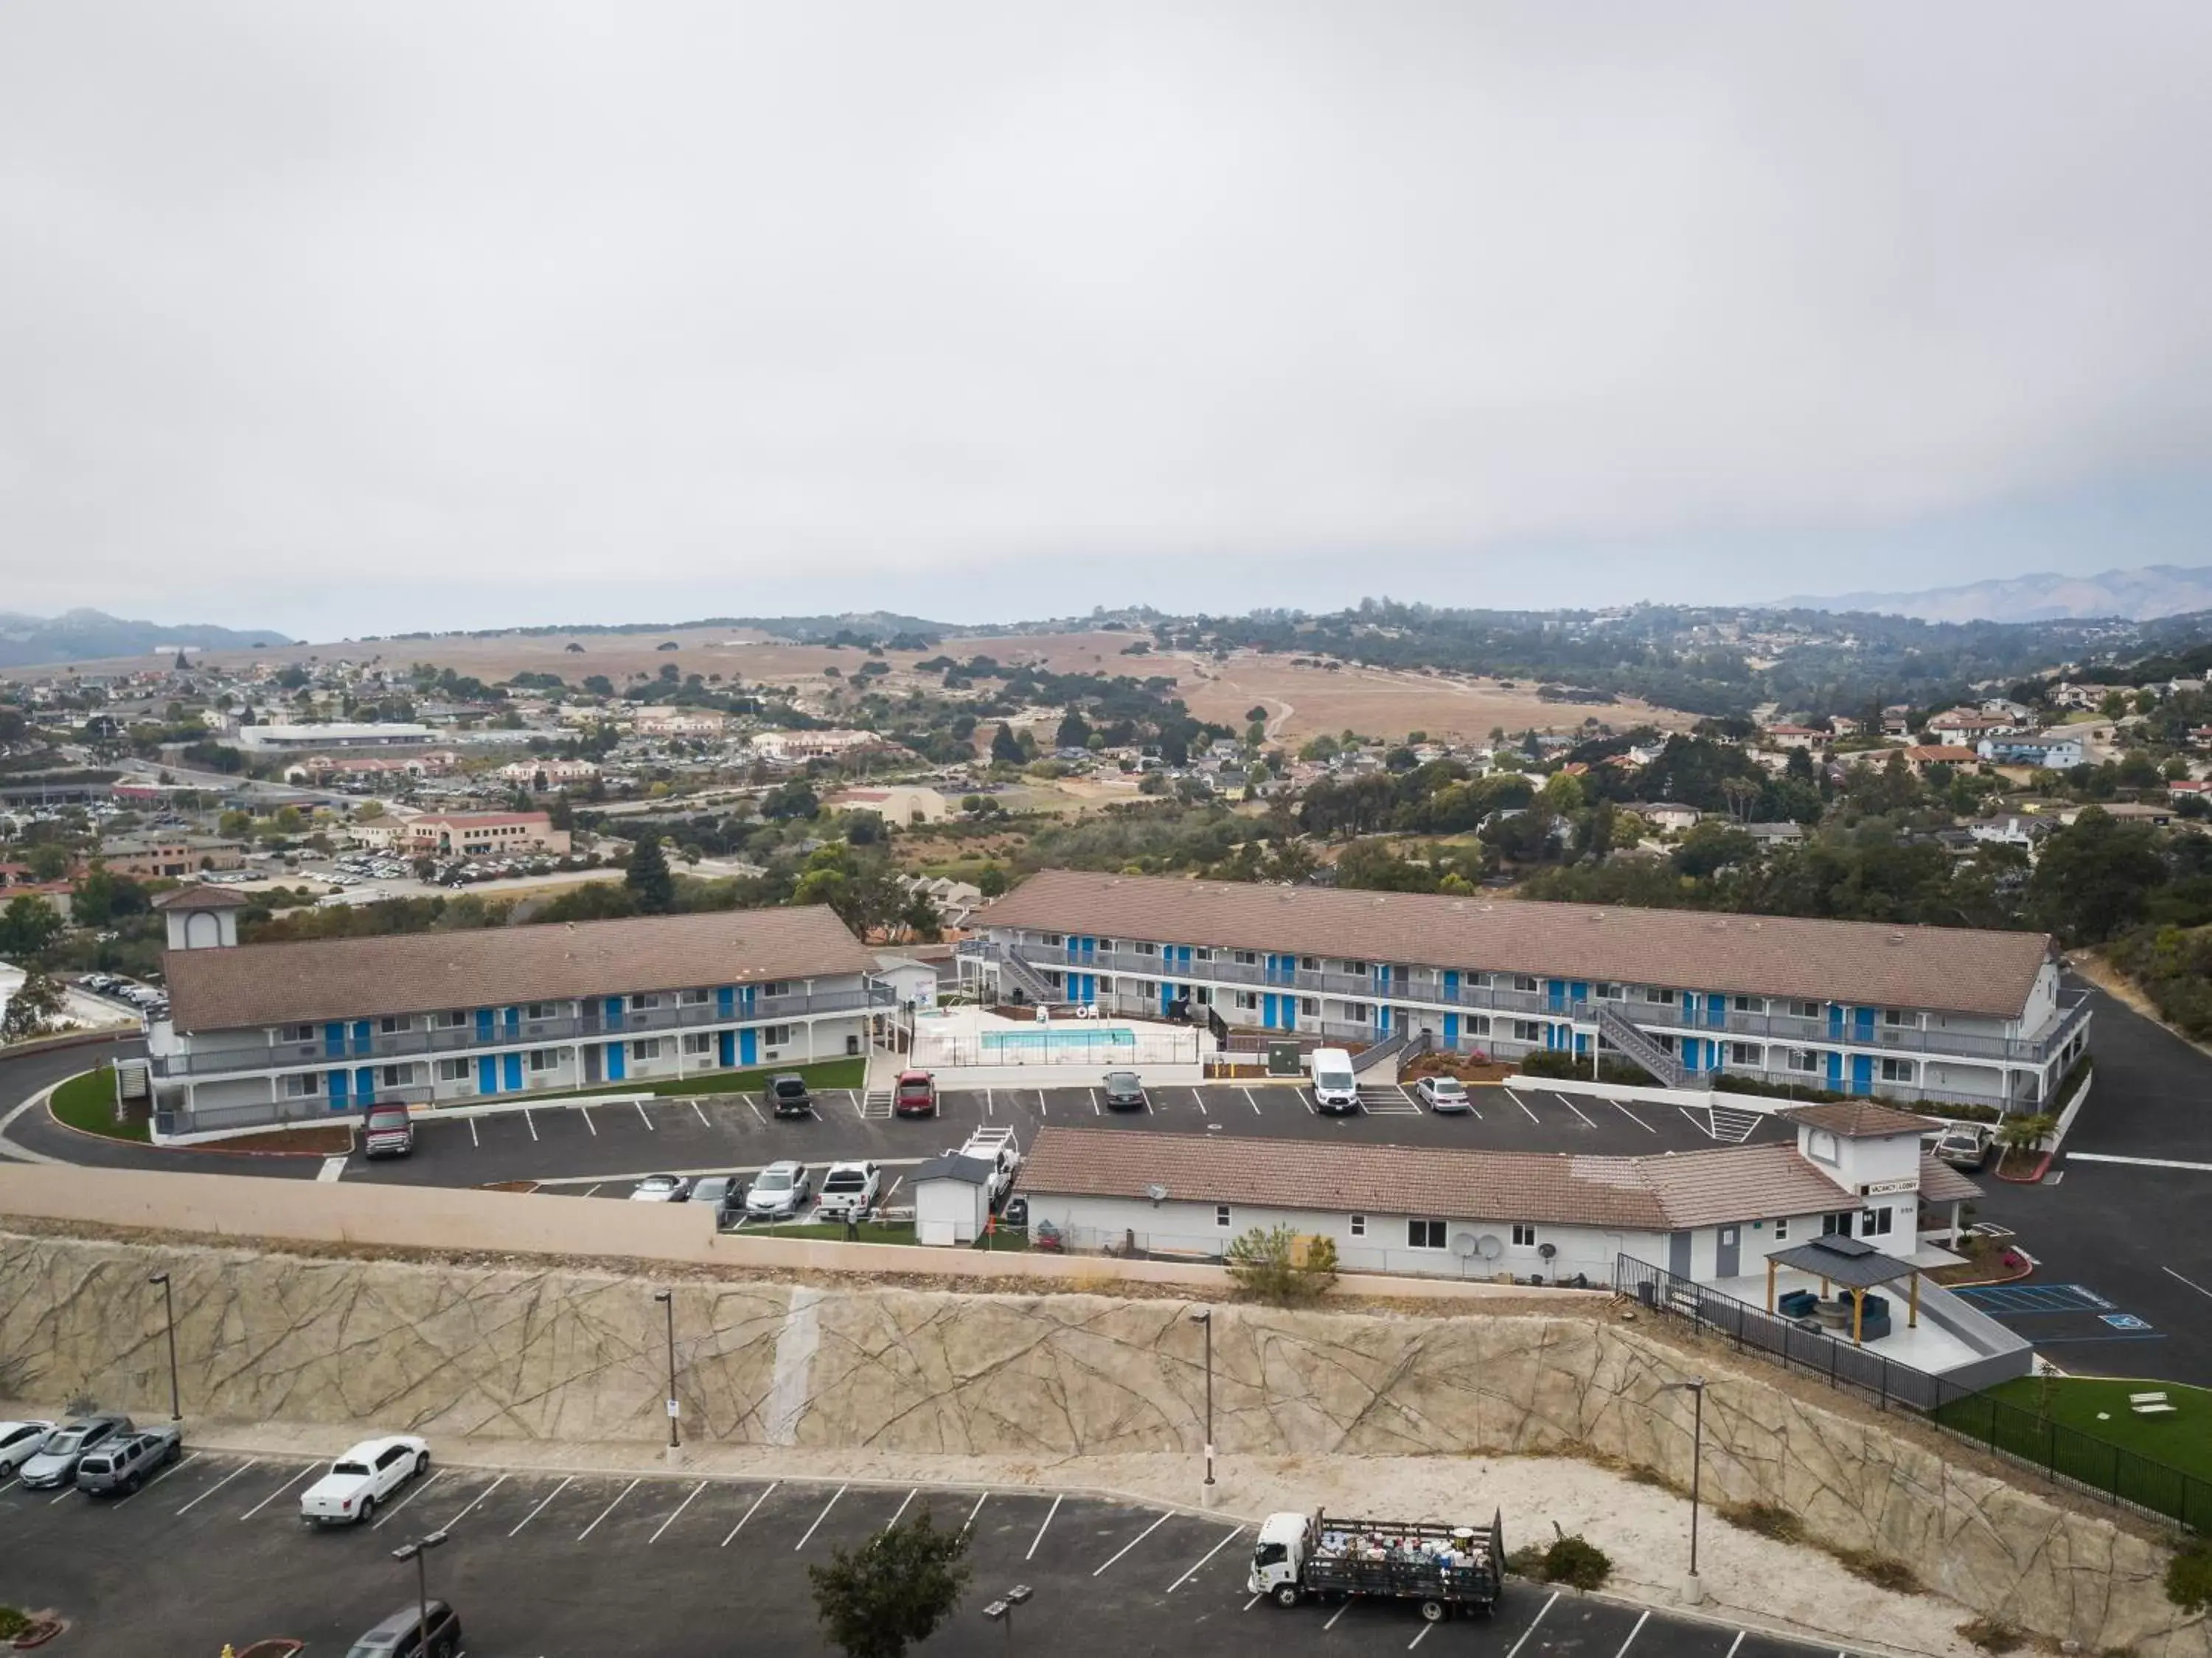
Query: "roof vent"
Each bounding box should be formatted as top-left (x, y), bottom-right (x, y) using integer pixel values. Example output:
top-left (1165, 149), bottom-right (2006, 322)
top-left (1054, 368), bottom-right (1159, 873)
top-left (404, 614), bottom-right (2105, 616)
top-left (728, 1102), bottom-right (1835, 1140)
top-left (1888, 932), bottom-right (1906, 945)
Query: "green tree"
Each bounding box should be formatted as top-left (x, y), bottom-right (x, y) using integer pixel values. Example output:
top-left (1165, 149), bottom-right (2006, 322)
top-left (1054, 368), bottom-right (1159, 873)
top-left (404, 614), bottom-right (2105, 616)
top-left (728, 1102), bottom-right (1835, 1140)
top-left (975, 864), bottom-right (1009, 898)
top-left (0, 968), bottom-right (66, 1041)
top-left (2028, 808), bottom-right (2166, 943)
top-left (900, 889), bottom-right (942, 943)
top-left (1054, 709), bottom-right (1091, 749)
top-left (625, 833), bottom-right (675, 914)
top-left (0, 898), bottom-right (64, 962)
top-left (807, 1502), bottom-right (972, 1658)
top-left (1225, 1224), bottom-right (1338, 1305)
top-left (24, 844), bottom-right (69, 883)
top-left (990, 722), bottom-right (1023, 765)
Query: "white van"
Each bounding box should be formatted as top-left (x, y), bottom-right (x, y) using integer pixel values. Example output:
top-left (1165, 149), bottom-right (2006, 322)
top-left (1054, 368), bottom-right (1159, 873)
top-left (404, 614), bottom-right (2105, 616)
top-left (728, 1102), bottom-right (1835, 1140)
top-left (1310, 1047), bottom-right (1360, 1114)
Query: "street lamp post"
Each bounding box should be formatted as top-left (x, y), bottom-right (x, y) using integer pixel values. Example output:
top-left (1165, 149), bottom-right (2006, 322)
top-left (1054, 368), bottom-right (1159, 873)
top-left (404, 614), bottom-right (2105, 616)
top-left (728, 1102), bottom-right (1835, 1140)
top-left (1189, 1308), bottom-right (1214, 1488)
top-left (390, 1528), bottom-right (449, 1649)
top-left (1661, 1377), bottom-right (1706, 1593)
top-left (653, 1289), bottom-right (680, 1450)
top-left (147, 1272), bottom-right (180, 1421)
top-left (981, 1584), bottom-right (1032, 1654)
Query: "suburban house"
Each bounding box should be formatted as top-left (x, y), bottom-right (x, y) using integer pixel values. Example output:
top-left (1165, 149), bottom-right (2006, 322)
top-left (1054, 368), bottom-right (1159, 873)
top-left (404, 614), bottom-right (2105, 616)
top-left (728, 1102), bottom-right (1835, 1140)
top-left (1014, 1112), bottom-right (2021, 1384)
top-left (1968, 816), bottom-right (2052, 852)
top-left (964, 870), bottom-right (2090, 1113)
top-left (403, 811), bottom-right (571, 859)
top-left (144, 895), bottom-right (888, 1135)
top-left (1626, 802), bottom-right (1701, 833)
top-left (1762, 724), bottom-right (1828, 750)
top-left (1899, 743), bottom-right (1980, 774)
top-left (1976, 735), bottom-right (2085, 771)
top-left (1927, 711), bottom-right (2023, 745)
top-left (751, 729), bottom-right (883, 763)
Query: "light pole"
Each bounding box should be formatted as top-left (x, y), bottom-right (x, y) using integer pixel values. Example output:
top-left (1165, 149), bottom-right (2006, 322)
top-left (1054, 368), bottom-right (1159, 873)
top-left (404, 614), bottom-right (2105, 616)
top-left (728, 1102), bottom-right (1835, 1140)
top-left (653, 1289), bottom-right (680, 1450)
top-left (981, 1584), bottom-right (1032, 1654)
top-left (1661, 1377), bottom-right (1706, 1592)
top-left (390, 1528), bottom-right (449, 1648)
top-left (1189, 1308), bottom-right (1214, 1488)
top-left (147, 1272), bottom-right (179, 1421)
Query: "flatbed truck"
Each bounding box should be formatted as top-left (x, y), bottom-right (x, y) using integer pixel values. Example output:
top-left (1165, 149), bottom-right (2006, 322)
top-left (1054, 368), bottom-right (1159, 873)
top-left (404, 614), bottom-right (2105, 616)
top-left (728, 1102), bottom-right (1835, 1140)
top-left (1248, 1508), bottom-right (1505, 1623)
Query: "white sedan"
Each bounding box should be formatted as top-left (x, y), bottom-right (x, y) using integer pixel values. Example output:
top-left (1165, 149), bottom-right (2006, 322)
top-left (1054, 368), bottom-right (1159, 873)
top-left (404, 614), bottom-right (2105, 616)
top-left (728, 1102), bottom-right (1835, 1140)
top-left (1416, 1075), bottom-right (1473, 1113)
top-left (0, 1420), bottom-right (55, 1477)
top-left (299, 1435), bottom-right (430, 1526)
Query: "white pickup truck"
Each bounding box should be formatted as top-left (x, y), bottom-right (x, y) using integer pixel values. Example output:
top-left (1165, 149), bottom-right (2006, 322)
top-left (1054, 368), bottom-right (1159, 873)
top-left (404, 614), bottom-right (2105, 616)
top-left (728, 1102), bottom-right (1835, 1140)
top-left (299, 1435), bottom-right (431, 1527)
top-left (960, 1125), bottom-right (1022, 1210)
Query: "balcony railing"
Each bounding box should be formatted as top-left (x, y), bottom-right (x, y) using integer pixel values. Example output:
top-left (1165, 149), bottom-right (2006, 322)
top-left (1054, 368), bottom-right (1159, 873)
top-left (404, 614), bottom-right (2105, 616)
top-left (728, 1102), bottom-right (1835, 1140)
top-left (154, 982), bottom-right (893, 1078)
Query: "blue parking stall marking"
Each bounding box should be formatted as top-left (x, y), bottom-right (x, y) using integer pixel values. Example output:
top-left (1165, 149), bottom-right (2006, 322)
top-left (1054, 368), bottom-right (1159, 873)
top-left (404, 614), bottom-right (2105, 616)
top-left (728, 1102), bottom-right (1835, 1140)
top-left (2101, 1313), bottom-right (2154, 1331)
top-left (1954, 1283), bottom-right (2116, 1315)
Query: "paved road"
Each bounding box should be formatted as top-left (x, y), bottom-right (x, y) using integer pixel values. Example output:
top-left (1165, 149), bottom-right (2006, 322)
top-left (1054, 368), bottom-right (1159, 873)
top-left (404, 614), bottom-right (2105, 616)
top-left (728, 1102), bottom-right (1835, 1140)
top-left (1970, 987), bottom-right (2212, 1384)
top-left (0, 1451), bottom-right (1880, 1657)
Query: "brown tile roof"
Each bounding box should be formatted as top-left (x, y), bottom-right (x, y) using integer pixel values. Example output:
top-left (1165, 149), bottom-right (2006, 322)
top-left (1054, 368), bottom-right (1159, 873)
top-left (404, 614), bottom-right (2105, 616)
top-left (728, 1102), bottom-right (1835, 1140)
top-left (1778, 1100), bottom-right (1943, 1139)
top-left (1916, 1156), bottom-right (1983, 1205)
top-left (980, 870), bottom-right (2053, 1019)
top-left (163, 906), bottom-right (875, 1031)
top-left (1017, 1126), bottom-right (1855, 1232)
top-left (153, 886), bottom-right (252, 911)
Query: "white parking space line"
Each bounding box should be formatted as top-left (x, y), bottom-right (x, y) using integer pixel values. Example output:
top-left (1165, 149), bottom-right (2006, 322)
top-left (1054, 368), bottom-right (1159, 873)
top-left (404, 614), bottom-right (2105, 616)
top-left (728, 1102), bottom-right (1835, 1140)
top-left (1613, 1607), bottom-right (1650, 1657)
top-left (1190, 1089), bottom-right (1208, 1117)
top-left (372, 1468), bottom-right (444, 1528)
top-left (721, 1480), bottom-right (779, 1547)
top-left (746, 1096), bottom-right (766, 1125)
top-left (692, 1100), bottom-right (711, 1128)
top-left (582, 1184), bottom-right (602, 1199)
top-left (986, 1089), bottom-right (995, 1117)
top-left (2163, 1265), bottom-right (2212, 1300)
top-left (48, 1483), bottom-right (75, 1505)
top-left (581, 1106), bottom-right (597, 1137)
top-left (577, 1477), bottom-right (639, 1540)
top-left (317, 1156), bottom-right (347, 1182)
top-left (1092, 1510), bottom-right (1171, 1576)
top-left (469, 1117), bottom-right (480, 1148)
top-left (881, 1488), bottom-right (918, 1532)
top-left (113, 1451), bottom-right (198, 1507)
top-left (1558, 1095), bottom-right (1598, 1128)
top-left (1242, 1088), bottom-right (1262, 1114)
top-left (850, 1090), bottom-right (865, 1120)
top-left (1036, 1092), bottom-right (1048, 1117)
top-left (650, 1480), bottom-right (709, 1543)
top-left (508, 1474), bottom-right (571, 1535)
top-left (794, 1485), bottom-right (846, 1550)
top-left (636, 1101), bottom-right (654, 1131)
top-left (1026, 1492), bottom-right (1062, 1560)
top-left (1502, 1590), bottom-right (1559, 1658)
top-left (1723, 1633), bottom-right (1745, 1658)
top-left (883, 1176), bottom-right (903, 1201)
top-left (1242, 1593), bottom-right (1263, 1612)
top-left (2073, 1152), bottom-right (2212, 1173)
top-left (1611, 1097), bottom-right (1658, 1133)
top-left (175, 1458), bottom-right (258, 1514)
top-left (1090, 1089), bottom-right (1100, 1115)
top-left (239, 1463), bottom-right (318, 1519)
top-left (1324, 1601), bottom-right (1352, 1629)
top-left (439, 1472), bottom-right (507, 1530)
top-left (1166, 1525), bottom-right (1244, 1592)
top-left (524, 1109), bottom-right (538, 1142)
top-left (1504, 1087), bottom-right (1540, 1124)
top-left (1407, 1622), bottom-right (1434, 1649)
top-left (964, 1490), bottom-right (988, 1530)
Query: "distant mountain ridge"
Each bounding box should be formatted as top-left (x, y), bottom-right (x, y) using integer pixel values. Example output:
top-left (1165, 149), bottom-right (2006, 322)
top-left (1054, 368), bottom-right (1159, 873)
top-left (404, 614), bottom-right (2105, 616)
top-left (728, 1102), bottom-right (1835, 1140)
top-left (0, 608), bottom-right (294, 669)
top-left (1777, 563), bottom-right (2212, 624)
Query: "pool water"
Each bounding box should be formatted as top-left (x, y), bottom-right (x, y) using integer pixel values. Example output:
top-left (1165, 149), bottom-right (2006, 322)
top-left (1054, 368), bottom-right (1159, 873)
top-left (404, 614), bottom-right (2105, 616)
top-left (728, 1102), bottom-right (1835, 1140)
top-left (981, 1027), bottom-right (1138, 1054)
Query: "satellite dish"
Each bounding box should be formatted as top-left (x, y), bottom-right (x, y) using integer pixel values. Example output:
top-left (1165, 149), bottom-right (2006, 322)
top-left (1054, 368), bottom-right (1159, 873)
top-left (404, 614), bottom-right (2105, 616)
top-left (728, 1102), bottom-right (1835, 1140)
top-left (1452, 1232), bottom-right (1481, 1259)
top-left (1475, 1234), bottom-right (1505, 1261)
top-left (1144, 1182), bottom-right (1169, 1205)
top-left (1538, 1242), bottom-right (1557, 1260)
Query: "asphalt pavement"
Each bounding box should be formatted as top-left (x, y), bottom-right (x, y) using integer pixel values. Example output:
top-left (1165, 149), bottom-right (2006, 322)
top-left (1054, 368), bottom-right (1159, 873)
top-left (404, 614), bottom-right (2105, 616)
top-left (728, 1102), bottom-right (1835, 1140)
top-left (0, 1450), bottom-right (1888, 1657)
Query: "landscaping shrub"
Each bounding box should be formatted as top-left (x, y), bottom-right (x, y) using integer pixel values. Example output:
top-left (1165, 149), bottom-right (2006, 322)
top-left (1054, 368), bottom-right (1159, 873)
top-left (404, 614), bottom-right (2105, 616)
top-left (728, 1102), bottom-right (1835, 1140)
top-left (1717, 1502), bottom-right (1803, 1543)
top-left (0, 1608), bottom-right (29, 1641)
top-left (1507, 1535), bottom-right (1612, 1591)
top-left (1517, 1051), bottom-right (1654, 1086)
top-left (1834, 1550), bottom-right (1921, 1595)
top-left (2168, 1540), bottom-right (2212, 1614)
top-left (1957, 1617), bottom-right (2024, 1654)
top-left (1225, 1224), bottom-right (1338, 1305)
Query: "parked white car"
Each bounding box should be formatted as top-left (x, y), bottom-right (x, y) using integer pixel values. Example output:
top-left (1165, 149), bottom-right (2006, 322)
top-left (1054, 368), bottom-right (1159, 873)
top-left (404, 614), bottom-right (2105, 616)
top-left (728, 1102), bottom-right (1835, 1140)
top-left (1416, 1075), bottom-right (1472, 1113)
top-left (0, 1420), bottom-right (55, 1477)
top-left (299, 1435), bottom-right (430, 1526)
top-left (744, 1161), bottom-right (813, 1220)
top-left (815, 1162), bottom-right (881, 1219)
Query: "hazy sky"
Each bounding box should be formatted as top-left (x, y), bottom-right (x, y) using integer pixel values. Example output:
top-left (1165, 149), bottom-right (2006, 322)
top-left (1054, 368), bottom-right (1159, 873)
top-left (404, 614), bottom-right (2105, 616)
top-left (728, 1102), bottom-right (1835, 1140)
top-left (6, 3), bottom-right (2212, 637)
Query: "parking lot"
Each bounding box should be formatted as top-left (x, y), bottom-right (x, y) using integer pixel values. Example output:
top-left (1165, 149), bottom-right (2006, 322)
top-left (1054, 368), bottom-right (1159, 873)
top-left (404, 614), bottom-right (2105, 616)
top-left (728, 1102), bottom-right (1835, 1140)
top-left (0, 1452), bottom-right (1872, 1657)
top-left (338, 1081), bottom-right (1788, 1199)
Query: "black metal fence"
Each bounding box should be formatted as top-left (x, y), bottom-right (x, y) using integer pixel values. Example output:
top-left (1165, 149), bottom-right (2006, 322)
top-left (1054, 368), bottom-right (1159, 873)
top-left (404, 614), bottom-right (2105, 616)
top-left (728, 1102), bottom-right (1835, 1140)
top-left (1613, 1255), bottom-right (2209, 1532)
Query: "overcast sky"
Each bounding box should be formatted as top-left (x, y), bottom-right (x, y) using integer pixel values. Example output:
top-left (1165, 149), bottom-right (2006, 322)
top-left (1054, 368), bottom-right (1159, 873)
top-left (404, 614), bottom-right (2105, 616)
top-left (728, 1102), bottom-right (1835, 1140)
top-left (5, 2), bottom-right (2212, 637)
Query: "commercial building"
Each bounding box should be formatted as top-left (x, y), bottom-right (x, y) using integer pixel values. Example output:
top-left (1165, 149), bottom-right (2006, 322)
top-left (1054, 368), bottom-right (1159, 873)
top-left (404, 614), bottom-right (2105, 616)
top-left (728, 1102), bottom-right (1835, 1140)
top-left (97, 836), bottom-right (246, 879)
top-left (234, 723), bottom-right (439, 753)
top-left (1015, 1110), bottom-right (2025, 1386)
top-left (964, 870), bottom-right (2090, 1113)
top-left (145, 894), bottom-right (889, 1134)
top-left (404, 811), bottom-right (571, 859)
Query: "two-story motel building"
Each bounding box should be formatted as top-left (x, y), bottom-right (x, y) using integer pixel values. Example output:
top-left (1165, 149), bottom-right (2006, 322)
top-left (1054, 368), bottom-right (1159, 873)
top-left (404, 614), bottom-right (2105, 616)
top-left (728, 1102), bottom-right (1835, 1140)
top-left (964, 870), bottom-right (2091, 1113)
top-left (146, 888), bottom-right (888, 1134)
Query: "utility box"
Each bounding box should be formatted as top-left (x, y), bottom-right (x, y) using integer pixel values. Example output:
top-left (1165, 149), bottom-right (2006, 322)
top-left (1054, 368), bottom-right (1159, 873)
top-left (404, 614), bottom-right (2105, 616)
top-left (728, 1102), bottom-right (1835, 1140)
top-left (1266, 1041), bottom-right (1302, 1077)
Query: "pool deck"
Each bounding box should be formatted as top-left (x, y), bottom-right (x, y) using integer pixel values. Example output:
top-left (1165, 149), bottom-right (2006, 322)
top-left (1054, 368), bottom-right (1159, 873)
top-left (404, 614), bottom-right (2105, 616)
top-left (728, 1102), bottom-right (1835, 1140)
top-left (911, 1005), bottom-right (1211, 1082)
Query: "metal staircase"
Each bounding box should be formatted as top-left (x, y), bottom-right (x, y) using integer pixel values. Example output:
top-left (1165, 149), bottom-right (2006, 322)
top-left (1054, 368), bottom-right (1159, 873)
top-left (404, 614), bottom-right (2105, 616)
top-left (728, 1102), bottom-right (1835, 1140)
top-left (963, 938), bottom-right (1061, 1005)
top-left (1596, 1005), bottom-right (1688, 1089)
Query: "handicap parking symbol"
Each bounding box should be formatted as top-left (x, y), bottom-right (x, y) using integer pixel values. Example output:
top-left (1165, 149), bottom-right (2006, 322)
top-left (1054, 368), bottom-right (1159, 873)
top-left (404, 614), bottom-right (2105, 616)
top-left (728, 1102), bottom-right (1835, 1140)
top-left (2099, 1313), bottom-right (2153, 1331)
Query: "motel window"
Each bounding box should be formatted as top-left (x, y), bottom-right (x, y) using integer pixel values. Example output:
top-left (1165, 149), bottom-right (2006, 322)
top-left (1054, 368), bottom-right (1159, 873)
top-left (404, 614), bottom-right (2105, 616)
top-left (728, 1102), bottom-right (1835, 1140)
top-left (1512, 974), bottom-right (1538, 993)
top-left (1301, 957), bottom-right (1320, 971)
top-left (1043, 934), bottom-right (1063, 947)
top-left (1821, 1211), bottom-right (1854, 1238)
top-left (1097, 940), bottom-right (1113, 951)
top-left (683, 1033), bottom-right (712, 1055)
top-left (1135, 942), bottom-right (1158, 956)
top-left (436, 1058), bottom-right (470, 1083)
top-left (760, 982), bottom-right (789, 999)
top-left (1347, 1002), bottom-right (1371, 1021)
top-left (1861, 1207), bottom-right (1895, 1236)
top-left (1408, 1219), bottom-right (1447, 1250)
top-left (1194, 948), bottom-right (1214, 962)
top-left (1343, 961), bottom-right (1368, 975)
top-left (1732, 995), bottom-right (1761, 1013)
top-left (1217, 1205), bottom-right (1232, 1229)
top-left (525, 1003), bottom-right (557, 1021)
top-left (1512, 1020), bottom-right (1542, 1044)
top-left (1234, 992), bottom-right (1258, 1010)
top-left (1300, 999), bottom-right (1319, 1016)
top-left (1773, 1218), bottom-right (1790, 1241)
top-left (285, 1024), bottom-right (316, 1044)
top-left (1791, 1001), bottom-right (1822, 1020)
top-left (1467, 971), bottom-right (1491, 989)
top-left (379, 1015), bottom-right (408, 1036)
top-left (436, 1010), bottom-right (467, 1029)
top-left (1234, 951), bottom-right (1259, 965)
top-left (1882, 1008), bottom-right (1910, 1027)
top-left (528, 1050), bottom-right (557, 1072)
top-left (629, 1038), bottom-right (660, 1061)
top-left (283, 1073), bottom-right (319, 1097)
top-left (630, 993), bottom-right (661, 1012)
top-left (679, 989), bottom-right (710, 1006)
top-left (1730, 1043), bottom-right (1761, 1066)
top-left (1349, 1215), bottom-right (1366, 1237)
top-left (1647, 987), bottom-right (1675, 1005)
top-left (1787, 1048), bottom-right (1819, 1073)
top-left (1881, 1058), bottom-right (1914, 1083)
top-left (380, 1064), bottom-right (413, 1088)
top-left (762, 1024), bottom-right (793, 1047)
top-left (1512, 1224), bottom-right (1537, 1248)
top-left (1465, 1015), bottom-right (1492, 1036)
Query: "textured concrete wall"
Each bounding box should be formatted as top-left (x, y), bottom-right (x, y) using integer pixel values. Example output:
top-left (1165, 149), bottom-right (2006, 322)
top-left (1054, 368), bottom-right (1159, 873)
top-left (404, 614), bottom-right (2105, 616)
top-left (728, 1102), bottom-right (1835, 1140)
top-left (0, 1231), bottom-right (2199, 1656)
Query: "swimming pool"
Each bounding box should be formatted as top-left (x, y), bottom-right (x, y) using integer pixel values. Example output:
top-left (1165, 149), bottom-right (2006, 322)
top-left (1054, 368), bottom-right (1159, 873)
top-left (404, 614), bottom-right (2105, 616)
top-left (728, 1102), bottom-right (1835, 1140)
top-left (980, 1026), bottom-right (1138, 1055)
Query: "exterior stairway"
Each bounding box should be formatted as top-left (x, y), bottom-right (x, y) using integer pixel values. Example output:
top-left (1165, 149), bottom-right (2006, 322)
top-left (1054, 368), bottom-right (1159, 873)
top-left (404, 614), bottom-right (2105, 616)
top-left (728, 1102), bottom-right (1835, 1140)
top-left (1596, 1004), bottom-right (1690, 1089)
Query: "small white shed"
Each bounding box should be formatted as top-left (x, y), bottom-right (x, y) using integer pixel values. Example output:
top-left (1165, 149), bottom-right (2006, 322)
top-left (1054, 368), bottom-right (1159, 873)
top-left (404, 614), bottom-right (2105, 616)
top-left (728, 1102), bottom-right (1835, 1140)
top-left (912, 1152), bottom-right (995, 1246)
